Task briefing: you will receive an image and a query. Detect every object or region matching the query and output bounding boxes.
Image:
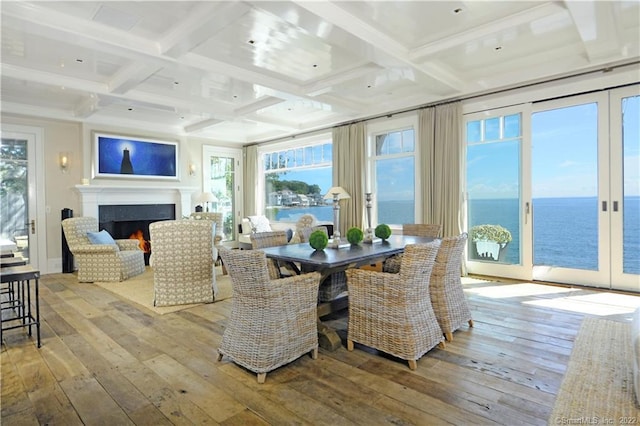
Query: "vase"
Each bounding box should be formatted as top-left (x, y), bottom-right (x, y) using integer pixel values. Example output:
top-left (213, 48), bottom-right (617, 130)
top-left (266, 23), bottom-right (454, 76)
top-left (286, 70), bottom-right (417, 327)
top-left (473, 240), bottom-right (509, 262)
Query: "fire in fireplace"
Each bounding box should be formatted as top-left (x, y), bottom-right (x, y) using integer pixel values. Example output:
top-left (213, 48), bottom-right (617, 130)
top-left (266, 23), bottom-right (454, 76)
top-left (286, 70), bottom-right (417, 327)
top-left (129, 229), bottom-right (151, 253)
top-left (99, 204), bottom-right (175, 265)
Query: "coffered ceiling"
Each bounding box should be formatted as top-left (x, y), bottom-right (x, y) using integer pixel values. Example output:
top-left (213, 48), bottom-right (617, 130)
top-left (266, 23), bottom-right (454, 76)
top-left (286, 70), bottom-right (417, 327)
top-left (2, 1), bottom-right (639, 145)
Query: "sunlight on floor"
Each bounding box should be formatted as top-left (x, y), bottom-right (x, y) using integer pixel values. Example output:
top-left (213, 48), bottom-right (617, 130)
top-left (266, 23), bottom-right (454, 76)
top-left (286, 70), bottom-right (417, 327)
top-left (463, 281), bottom-right (580, 298)
top-left (461, 277), bottom-right (640, 316)
top-left (524, 292), bottom-right (640, 316)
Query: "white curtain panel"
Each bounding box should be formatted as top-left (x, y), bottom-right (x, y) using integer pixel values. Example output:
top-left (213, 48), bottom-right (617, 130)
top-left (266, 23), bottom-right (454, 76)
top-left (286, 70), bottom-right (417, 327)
top-left (243, 145), bottom-right (258, 216)
top-left (332, 123), bottom-right (366, 233)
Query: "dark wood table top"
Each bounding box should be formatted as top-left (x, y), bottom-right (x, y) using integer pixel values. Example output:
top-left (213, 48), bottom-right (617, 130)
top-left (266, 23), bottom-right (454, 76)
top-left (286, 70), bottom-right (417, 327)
top-left (260, 235), bottom-right (435, 271)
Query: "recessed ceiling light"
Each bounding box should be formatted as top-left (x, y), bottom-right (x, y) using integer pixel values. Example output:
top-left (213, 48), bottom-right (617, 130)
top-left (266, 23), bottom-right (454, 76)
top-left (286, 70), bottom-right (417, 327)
top-left (312, 64), bottom-right (318, 68)
top-left (495, 46), bottom-right (503, 51)
top-left (174, 81), bottom-right (179, 85)
top-left (128, 107), bottom-right (133, 111)
top-left (76, 59), bottom-right (83, 63)
top-left (248, 40), bottom-right (255, 44)
top-left (453, 7), bottom-right (463, 14)
top-left (367, 85), bottom-right (372, 88)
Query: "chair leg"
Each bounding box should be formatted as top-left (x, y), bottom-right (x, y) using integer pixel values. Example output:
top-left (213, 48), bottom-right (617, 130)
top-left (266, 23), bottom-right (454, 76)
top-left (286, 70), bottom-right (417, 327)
top-left (408, 360), bottom-right (417, 370)
top-left (437, 341), bottom-right (446, 349)
top-left (217, 352), bottom-right (223, 361)
top-left (445, 331), bottom-right (454, 342)
top-left (468, 319), bottom-right (474, 327)
top-left (347, 340), bottom-right (354, 351)
top-left (257, 373), bottom-right (267, 384)
top-left (311, 347), bottom-right (318, 359)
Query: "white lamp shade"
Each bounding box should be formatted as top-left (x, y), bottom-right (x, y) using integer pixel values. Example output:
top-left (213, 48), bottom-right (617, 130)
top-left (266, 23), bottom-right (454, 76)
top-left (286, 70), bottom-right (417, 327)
top-left (323, 186), bottom-right (351, 200)
top-left (198, 192), bottom-right (218, 203)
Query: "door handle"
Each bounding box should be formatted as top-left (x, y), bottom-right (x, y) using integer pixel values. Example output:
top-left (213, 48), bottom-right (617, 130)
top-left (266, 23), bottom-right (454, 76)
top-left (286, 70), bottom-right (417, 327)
top-left (602, 201), bottom-right (607, 212)
top-left (613, 201), bottom-right (619, 212)
top-left (525, 202), bottom-right (530, 224)
top-left (30, 220), bottom-right (35, 234)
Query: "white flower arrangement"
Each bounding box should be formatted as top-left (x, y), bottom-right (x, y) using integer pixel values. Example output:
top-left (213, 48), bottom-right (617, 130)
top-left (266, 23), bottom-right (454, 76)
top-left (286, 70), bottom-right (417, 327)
top-left (470, 224), bottom-right (512, 244)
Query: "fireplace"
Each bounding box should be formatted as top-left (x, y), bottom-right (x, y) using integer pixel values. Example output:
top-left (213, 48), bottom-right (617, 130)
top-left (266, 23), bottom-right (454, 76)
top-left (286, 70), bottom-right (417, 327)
top-left (99, 204), bottom-right (175, 264)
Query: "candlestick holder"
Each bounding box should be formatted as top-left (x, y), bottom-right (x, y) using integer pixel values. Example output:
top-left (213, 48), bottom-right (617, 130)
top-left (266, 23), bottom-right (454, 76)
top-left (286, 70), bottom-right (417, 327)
top-left (363, 192), bottom-right (381, 244)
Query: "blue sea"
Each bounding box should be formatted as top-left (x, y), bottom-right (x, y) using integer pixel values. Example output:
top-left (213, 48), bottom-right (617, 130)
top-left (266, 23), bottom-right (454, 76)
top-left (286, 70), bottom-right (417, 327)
top-left (275, 196), bottom-right (640, 275)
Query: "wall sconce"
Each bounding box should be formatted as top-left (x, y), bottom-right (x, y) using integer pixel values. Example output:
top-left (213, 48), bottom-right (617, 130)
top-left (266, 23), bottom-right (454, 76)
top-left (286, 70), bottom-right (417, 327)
top-left (188, 163), bottom-right (196, 176)
top-left (59, 152), bottom-right (70, 172)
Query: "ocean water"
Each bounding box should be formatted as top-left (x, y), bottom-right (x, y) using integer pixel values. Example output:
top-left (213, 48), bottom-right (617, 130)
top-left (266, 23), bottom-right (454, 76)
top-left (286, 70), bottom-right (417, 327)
top-left (274, 196), bottom-right (640, 275)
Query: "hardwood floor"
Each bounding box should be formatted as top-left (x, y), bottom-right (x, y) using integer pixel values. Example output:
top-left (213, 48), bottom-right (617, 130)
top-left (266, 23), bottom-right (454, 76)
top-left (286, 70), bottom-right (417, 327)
top-left (2, 272), bottom-right (638, 425)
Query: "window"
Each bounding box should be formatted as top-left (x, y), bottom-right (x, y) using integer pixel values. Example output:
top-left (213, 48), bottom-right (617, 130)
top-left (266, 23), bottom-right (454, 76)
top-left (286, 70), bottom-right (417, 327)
top-left (466, 112), bottom-right (522, 265)
top-left (260, 136), bottom-right (333, 223)
top-left (368, 116), bottom-right (417, 227)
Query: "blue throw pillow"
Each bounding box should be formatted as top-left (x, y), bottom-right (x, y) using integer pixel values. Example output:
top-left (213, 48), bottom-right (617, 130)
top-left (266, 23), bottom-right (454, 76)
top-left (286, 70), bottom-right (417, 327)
top-left (87, 230), bottom-right (116, 245)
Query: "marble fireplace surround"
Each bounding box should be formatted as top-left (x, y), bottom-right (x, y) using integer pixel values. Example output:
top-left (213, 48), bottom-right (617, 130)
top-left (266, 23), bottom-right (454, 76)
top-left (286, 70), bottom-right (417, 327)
top-left (73, 184), bottom-right (197, 220)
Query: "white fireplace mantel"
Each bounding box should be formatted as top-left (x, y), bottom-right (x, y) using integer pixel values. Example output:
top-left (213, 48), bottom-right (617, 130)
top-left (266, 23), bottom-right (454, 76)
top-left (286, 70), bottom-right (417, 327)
top-left (74, 185), bottom-right (198, 219)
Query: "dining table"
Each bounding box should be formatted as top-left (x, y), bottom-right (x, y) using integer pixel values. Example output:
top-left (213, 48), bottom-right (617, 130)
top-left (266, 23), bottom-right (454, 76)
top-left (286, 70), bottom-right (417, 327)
top-left (259, 234), bottom-right (436, 351)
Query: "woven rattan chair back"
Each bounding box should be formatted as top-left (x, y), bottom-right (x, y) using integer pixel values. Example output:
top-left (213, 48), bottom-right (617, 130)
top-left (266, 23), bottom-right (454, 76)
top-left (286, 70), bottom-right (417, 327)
top-left (430, 232), bottom-right (473, 341)
top-left (346, 240), bottom-right (445, 370)
top-left (249, 230), bottom-right (291, 279)
top-left (402, 223), bottom-right (442, 238)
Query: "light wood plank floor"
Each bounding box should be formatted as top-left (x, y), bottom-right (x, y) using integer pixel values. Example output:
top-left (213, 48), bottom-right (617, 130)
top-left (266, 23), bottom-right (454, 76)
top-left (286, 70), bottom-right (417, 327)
top-left (2, 272), bottom-right (638, 425)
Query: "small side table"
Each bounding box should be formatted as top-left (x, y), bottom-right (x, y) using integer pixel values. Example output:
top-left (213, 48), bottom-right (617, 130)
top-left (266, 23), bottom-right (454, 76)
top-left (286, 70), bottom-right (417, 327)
top-left (0, 265), bottom-right (41, 347)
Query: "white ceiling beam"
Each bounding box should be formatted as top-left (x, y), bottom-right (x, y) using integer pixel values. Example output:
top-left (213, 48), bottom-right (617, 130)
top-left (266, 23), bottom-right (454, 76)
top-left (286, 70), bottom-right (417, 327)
top-left (233, 97), bottom-right (285, 117)
top-left (410, 2), bottom-right (567, 60)
top-left (565, 1), bottom-right (621, 62)
top-left (184, 118), bottom-right (226, 133)
top-left (108, 63), bottom-right (163, 94)
top-left (73, 96), bottom-right (101, 119)
top-left (160, 2), bottom-right (251, 58)
top-left (292, 0), bottom-right (464, 91)
top-left (2, 64), bottom-right (108, 93)
top-left (302, 63), bottom-right (382, 97)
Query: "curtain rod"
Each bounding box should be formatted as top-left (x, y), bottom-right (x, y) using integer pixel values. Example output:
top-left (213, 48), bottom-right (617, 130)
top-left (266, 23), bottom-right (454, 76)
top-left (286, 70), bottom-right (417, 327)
top-left (250, 60), bottom-right (639, 147)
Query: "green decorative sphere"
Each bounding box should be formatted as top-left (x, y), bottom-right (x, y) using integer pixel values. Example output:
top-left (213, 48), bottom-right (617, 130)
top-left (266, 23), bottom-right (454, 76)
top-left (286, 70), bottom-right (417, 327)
top-left (375, 224), bottom-right (392, 240)
top-left (308, 229), bottom-right (329, 250)
top-left (346, 227), bottom-right (364, 245)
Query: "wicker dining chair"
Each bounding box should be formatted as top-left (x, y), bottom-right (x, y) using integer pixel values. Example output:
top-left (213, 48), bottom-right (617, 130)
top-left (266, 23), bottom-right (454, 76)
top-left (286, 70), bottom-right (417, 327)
top-left (383, 224), bottom-right (442, 274)
top-left (249, 230), bottom-right (296, 279)
top-left (217, 247), bottom-right (320, 383)
top-left (430, 232), bottom-right (473, 341)
top-left (346, 241), bottom-right (445, 370)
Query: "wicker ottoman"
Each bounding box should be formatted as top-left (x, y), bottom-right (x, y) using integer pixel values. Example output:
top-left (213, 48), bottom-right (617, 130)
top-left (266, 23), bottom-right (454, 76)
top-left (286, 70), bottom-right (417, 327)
top-left (633, 307), bottom-right (640, 405)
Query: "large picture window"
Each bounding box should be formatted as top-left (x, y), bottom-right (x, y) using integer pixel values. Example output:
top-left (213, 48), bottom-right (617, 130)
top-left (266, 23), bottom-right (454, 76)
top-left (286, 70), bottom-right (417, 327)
top-left (260, 136), bottom-right (333, 223)
top-left (368, 117), bottom-right (417, 227)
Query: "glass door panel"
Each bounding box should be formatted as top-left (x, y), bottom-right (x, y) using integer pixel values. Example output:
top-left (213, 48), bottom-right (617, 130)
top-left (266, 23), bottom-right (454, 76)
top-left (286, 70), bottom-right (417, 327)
top-left (203, 146), bottom-right (242, 244)
top-left (610, 87), bottom-right (640, 291)
top-left (466, 108), bottom-right (529, 280)
top-left (531, 96), bottom-right (610, 286)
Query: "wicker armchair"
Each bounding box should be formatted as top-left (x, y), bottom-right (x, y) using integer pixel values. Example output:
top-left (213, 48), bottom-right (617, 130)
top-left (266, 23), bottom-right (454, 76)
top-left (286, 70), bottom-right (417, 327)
top-left (383, 223), bottom-right (443, 274)
top-left (431, 233), bottom-right (473, 341)
top-left (189, 212), bottom-right (224, 246)
top-left (218, 247), bottom-right (320, 383)
top-left (148, 220), bottom-right (217, 307)
top-left (61, 217), bottom-right (145, 282)
top-left (250, 230), bottom-right (297, 279)
top-left (346, 241), bottom-right (444, 370)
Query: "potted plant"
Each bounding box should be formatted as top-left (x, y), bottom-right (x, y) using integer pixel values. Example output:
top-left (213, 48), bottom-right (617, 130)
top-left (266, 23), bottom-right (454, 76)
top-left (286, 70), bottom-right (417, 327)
top-left (374, 224), bottom-right (392, 241)
top-left (346, 227), bottom-right (364, 245)
top-left (469, 224), bottom-right (512, 261)
top-left (309, 229), bottom-right (329, 251)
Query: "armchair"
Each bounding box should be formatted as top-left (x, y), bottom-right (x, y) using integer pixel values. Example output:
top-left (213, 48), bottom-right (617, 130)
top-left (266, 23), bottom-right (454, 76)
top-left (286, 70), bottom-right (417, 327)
top-left (61, 217), bottom-right (145, 283)
top-left (346, 241), bottom-right (444, 370)
top-left (149, 220), bottom-right (217, 307)
top-left (218, 247), bottom-right (320, 383)
top-left (189, 212), bottom-right (224, 246)
top-left (383, 223), bottom-right (443, 274)
top-left (430, 233), bottom-right (473, 341)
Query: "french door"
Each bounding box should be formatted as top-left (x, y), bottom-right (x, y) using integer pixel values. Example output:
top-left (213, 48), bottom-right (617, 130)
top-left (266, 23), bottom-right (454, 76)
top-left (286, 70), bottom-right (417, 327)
top-left (466, 85), bottom-right (639, 292)
top-left (531, 86), bottom-right (639, 291)
top-left (202, 145), bottom-right (243, 245)
top-left (1, 124), bottom-right (45, 270)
